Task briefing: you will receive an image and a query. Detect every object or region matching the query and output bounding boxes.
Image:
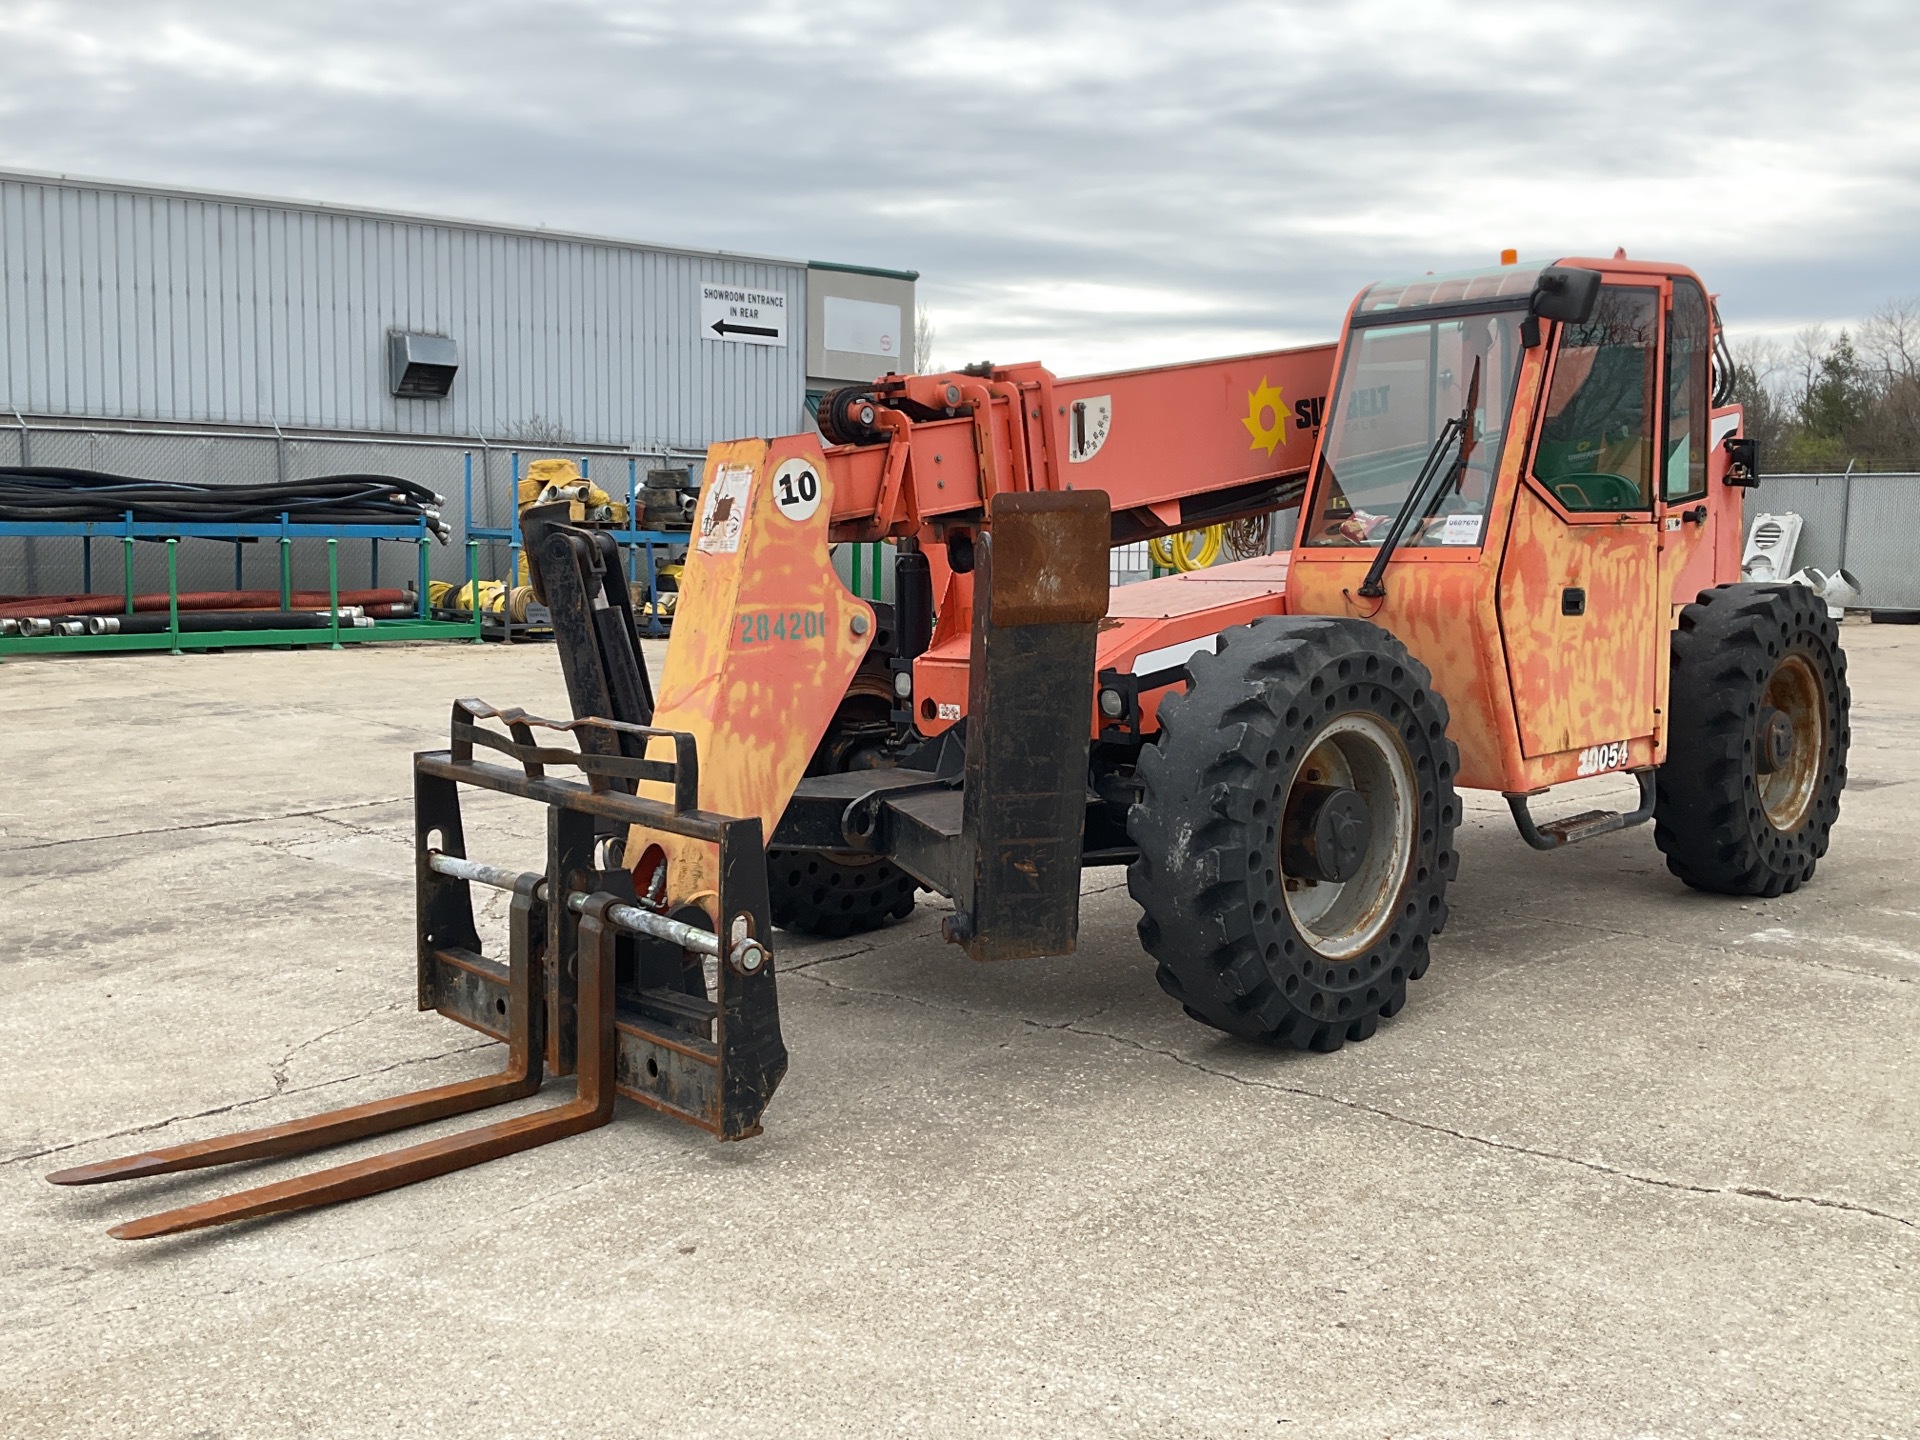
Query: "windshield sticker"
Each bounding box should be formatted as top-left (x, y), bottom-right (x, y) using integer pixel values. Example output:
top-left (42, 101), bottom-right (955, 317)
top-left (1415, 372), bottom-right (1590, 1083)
top-left (1440, 513), bottom-right (1484, 545)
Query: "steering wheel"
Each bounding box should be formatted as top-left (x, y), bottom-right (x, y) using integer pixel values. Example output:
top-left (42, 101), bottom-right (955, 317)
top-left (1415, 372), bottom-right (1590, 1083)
top-left (1549, 472), bottom-right (1643, 511)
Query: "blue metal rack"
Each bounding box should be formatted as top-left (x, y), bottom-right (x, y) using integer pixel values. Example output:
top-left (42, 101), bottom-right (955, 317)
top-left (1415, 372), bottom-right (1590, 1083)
top-left (461, 451), bottom-right (688, 641)
top-left (2, 510), bottom-right (446, 608)
top-left (0, 509), bottom-right (483, 658)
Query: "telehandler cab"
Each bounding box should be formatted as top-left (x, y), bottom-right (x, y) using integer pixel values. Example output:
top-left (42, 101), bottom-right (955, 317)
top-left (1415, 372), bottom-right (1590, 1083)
top-left (55, 255), bottom-right (1849, 1238)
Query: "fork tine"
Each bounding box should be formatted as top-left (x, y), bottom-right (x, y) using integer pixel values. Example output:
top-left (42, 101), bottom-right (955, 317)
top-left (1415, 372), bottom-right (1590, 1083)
top-left (106, 895), bottom-right (619, 1242)
top-left (54, 878), bottom-right (544, 1192)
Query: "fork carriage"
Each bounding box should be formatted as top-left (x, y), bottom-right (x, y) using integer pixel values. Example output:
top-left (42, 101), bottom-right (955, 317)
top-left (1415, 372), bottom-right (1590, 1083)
top-left (48, 700), bottom-right (786, 1239)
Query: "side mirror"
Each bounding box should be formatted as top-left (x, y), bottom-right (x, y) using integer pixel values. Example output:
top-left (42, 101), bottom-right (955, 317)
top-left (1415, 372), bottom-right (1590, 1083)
top-left (1529, 266), bottom-right (1603, 325)
top-left (1721, 435), bottom-right (1759, 488)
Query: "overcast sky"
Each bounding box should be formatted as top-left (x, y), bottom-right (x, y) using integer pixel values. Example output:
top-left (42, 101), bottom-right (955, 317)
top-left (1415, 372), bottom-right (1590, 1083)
top-left (2, 0), bottom-right (1916, 375)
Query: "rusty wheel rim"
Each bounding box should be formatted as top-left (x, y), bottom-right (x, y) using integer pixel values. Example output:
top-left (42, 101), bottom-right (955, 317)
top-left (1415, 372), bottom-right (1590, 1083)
top-left (1758, 652), bottom-right (1823, 831)
top-left (1279, 713), bottom-right (1416, 961)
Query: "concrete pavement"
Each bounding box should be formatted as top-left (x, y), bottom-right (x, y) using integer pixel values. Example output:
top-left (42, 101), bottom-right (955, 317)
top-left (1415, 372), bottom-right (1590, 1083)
top-left (1, 628), bottom-right (1915, 1438)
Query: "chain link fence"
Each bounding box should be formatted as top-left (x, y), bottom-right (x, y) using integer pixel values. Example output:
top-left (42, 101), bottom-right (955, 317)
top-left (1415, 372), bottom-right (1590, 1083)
top-left (1752, 473), bottom-right (1920, 610)
top-left (30, 429), bottom-right (1891, 618)
top-left (0, 417), bottom-right (699, 601)
top-left (0, 416), bottom-right (932, 614)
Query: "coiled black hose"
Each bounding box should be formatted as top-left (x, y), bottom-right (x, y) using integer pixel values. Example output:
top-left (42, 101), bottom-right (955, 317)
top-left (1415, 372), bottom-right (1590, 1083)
top-left (0, 467), bottom-right (449, 539)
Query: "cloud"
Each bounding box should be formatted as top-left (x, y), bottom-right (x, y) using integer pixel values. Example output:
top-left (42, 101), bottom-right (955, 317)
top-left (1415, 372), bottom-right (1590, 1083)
top-left (0, 0), bottom-right (1915, 374)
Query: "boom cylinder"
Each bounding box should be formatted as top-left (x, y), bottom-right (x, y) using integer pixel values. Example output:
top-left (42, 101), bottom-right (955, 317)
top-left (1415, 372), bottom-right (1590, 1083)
top-left (895, 541), bottom-right (933, 659)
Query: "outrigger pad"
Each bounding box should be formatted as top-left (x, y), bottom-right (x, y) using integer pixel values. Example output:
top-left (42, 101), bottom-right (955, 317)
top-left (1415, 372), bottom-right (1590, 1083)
top-left (954, 490), bottom-right (1111, 961)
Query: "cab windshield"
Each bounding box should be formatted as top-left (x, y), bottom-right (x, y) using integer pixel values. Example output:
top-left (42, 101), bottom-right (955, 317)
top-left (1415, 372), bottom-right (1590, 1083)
top-left (1306, 303), bottom-right (1527, 548)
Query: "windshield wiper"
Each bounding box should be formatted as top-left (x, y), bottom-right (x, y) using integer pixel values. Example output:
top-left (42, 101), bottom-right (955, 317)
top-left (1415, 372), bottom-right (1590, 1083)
top-left (1356, 357), bottom-right (1480, 600)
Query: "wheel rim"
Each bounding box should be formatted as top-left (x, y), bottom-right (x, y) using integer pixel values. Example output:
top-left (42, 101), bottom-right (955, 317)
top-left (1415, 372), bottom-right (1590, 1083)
top-left (1758, 652), bottom-right (1824, 831)
top-left (1277, 713), bottom-right (1416, 960)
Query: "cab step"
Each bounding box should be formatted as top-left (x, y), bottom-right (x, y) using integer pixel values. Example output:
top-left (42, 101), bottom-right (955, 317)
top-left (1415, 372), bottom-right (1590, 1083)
top-left (1506, 770), bottom-right (1656, 851)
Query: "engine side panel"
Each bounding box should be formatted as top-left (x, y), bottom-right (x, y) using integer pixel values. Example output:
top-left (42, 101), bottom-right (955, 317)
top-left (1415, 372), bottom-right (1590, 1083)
top-left (909, 552), bottom-right (1293, 739)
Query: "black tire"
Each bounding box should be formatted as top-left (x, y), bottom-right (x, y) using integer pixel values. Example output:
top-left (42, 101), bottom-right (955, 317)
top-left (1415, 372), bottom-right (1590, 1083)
top-left (767, 848), bottom-right (918, 939)
top-left (767, 673), bottom-right (919, 939)
top-left (1655, 583), bottom-right (1850, 896)
top-left (1128, 616), bottom-right (1460, 1051)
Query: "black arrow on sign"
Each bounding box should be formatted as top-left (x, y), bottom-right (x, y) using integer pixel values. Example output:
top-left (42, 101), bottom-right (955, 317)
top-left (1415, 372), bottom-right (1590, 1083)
top-left (712, 319), bottom-right (779, 338)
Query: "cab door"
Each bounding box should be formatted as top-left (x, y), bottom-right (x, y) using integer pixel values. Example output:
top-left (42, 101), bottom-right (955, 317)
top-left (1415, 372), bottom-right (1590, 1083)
top-left (1498, 281), bottom-right (1664, 760)
top-left (1656, 277), bottom-right (1717, 613)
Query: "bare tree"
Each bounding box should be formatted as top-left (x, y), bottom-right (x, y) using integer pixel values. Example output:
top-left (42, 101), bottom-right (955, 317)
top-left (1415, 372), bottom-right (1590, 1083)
top-left (1857, 297), bottom-right (1920, 466)
top-left (1789, 324), bottom-right (1831, 411)
top-left (1732, 335), bottom-right (1789, 394)
top-left (911, 309), bottom-right (937, 373)
top-left (505, 414), bottom-right (577, 447)
top-left (1731, 336), bottom-right (1793, 466)
top-left (1734, 306), bottom-right (1920, 471)
top-left (1860, 297), bottom-right (1920, 384)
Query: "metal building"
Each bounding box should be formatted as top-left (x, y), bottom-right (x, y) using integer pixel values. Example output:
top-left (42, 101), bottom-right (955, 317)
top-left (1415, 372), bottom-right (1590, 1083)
top-left (0, 167), bottom-right (916, 596)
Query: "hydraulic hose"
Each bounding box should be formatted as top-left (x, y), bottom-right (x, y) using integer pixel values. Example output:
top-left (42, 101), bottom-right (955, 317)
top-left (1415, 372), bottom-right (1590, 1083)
top-left (0, 588), bottom-right (409, 620)
top-left (83, 611), bottom-right (366, 635)
top-left (0, 467), bottom-right (448, 539)
top-left (1148, 525), bottom-right (1226, 572)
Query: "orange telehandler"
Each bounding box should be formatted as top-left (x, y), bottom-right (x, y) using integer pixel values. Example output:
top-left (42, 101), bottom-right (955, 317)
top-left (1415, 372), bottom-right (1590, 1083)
top-left (55, 255), bottom-right (1850, 1237)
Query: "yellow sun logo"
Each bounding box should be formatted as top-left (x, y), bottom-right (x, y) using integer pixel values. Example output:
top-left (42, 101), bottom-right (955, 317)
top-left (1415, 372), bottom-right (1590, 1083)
top-left (1242, 378), bottom-right (1288, 455)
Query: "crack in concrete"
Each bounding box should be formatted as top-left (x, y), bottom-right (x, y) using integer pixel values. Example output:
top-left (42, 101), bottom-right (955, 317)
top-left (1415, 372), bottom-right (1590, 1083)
top-left (778, 939), bottom-right (884, 973)
top-left (241, 1148), bottom-right (643, 1279)
top-left (785, 969), bottom-right (1918, 1234)
top-left (787, 966), bottom-right (1121, 1037)
top-left (5, 797), bottom-right (411, 854)
top-left (309, 809), bottom-right (409, 840)
top-left (1491, 907), bottom-right (1917, 985)
top-left (1063, 1023), bottom-right (1919, 1233)
top-left (491, 1162), bottom-right (628, 1223)
top-left (1740, 951), bottom-right (1917, 985)
top-left (1, 1039), bottom-right (498, 1170)
top-left (268, 999), bottom-right (411, 1092)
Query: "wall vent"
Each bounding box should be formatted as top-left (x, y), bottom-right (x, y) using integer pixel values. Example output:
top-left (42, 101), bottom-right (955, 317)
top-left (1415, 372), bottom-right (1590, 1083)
top-left (388, 331), bottom-right (459, 399)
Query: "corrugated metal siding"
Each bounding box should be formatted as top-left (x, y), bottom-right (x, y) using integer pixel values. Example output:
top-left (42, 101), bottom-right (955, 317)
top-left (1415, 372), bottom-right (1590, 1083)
top-left (0, 422), bottom-right (664, 597)
top-left (0, 173), bottom-right (807, 447)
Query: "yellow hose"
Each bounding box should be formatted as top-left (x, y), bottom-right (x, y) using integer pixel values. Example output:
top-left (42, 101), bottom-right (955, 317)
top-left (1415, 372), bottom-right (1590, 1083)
top-left (429, 579), bottom-right (536, 621)
top-left (1151, 525), bottom-right (1226, 572)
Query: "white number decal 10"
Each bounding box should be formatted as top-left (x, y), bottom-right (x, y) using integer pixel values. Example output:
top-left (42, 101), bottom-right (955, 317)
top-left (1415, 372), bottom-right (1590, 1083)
top-left (771, 457), bottom-right (822, 523)
top-left (1576, 740), bottom-right (1631, 777)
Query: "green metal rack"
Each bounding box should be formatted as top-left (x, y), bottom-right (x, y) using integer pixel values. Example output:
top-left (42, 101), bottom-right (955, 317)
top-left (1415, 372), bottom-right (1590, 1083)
top-left (0, 519), bottom-right (484, 659)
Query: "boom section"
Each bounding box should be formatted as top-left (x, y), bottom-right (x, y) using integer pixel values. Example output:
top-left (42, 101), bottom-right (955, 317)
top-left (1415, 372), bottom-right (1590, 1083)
top-left (817, 348), bottom-right (1335, 546)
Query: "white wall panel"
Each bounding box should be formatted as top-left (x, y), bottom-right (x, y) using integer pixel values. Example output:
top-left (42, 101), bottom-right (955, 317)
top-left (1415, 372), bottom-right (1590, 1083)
top-left (0, 171), bottom-right (810, 448)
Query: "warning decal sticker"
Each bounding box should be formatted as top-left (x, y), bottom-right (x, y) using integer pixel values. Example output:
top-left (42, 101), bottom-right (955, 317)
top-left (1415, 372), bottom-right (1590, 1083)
top-left (697, 462), bottom-right (754, 554)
